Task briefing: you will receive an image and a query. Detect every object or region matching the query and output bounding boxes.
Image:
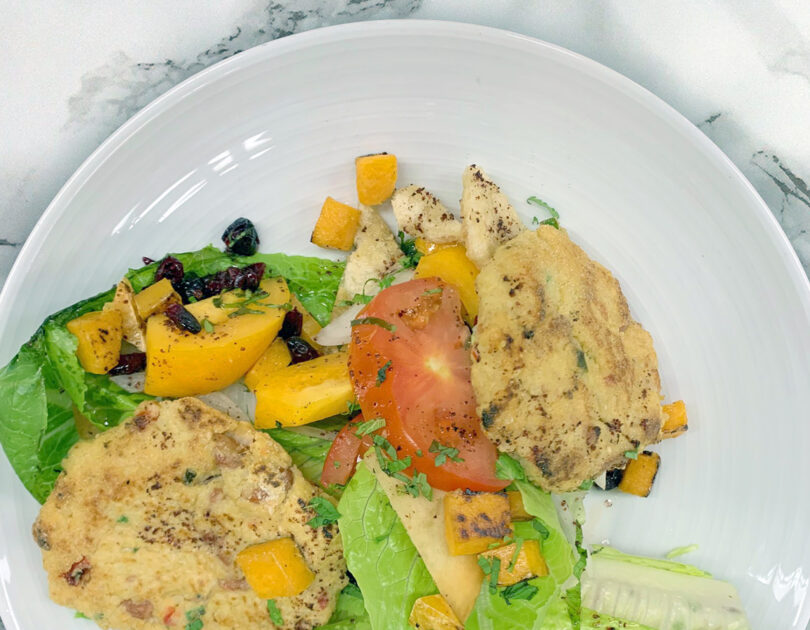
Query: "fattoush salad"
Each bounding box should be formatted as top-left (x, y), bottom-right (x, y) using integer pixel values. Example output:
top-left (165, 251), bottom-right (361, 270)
top-left (0, 154), bottom-right (749, 629)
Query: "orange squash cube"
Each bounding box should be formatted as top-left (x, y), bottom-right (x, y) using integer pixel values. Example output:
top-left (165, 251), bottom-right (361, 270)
top-left (409, 594), bottom-right (463, 630)
top-left (414, 245), bottom-right (479, 321)
top-left (443, 491), bottom-right (512, 555)
top-left (133, 278), bottom-right (180, 319)
top-left (618, 451), bottom-right (661, 497)
top-left (236, 537), bottom-right (314, 598)
top-left (311, 197), bottom-right (361, 251)
top-left (478, 540), bottom-right (548, 585)
top-left (355, 153), bottom-right (397, 205)
top-left (244, 338), bottom-right (292, 389)
top-left (66, 309), bottom-right (123, 374)
top-left (414, 238), bottom-right (457, 256)
top-left (506, 491), bottom-right (532, 521)
top-left (661, 400), bottom-right (688, 439)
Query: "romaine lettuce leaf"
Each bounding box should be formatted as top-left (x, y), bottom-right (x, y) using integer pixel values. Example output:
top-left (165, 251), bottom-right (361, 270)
top-left (265, 428), bottom-right (332, 488)
top-left (316, 584), bottom-right (372, 630)
top-left (337, 462), bottom-right (437, 630)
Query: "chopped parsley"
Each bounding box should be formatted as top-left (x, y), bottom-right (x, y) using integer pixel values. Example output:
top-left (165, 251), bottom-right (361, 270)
top-left (397, 231), bottom-right (423, 268)
top-left (266, 600), bottom-right (283, 625)
top-left (508, 537), bottom-right (525, 571)
top-left (116, 515), bottom-right (129, 523)
top-left (501, 579), bottom-right (539, 605)
top-left (372, 435), bottom-right (432, 500)
top-left (624, 449), bottom-right (639, 460)
top-left (350, 317), bottom-right (396, 332)
top-left (531, 518), bottom-right (550, 540)
top-left (74, 612), bottom-right (90, 619)
top-left (576, 349), bottom-right (587, 370)
top-left (429, 440), bottom-right (464, 466)
top-left (354, 417), bottom-right (386, 437)
top-left (183, 469), bottom-right (197, 485)
top-left (306, 497), bottom-right (341, 528)
top-left (376, 360), bottom-right (392, 386)
top-left (346, 400), bottom-right (362, 415)
top-left (184, 606), bottom-right (205, 630)
top-left (201, 318), bottom-right (215, 333)
top-left (423, 287), bottom-right (443, 295)
top-left (477, 556), bottom-right (502, 594)
top-left (527, 196), bottom-right (560, 229)
top-left (578, 479), bottom-right (594, 491)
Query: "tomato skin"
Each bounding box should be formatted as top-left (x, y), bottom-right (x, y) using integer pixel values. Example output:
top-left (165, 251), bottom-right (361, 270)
top-left (349, 278), bottom-right (506, 492)
top-left (321, 416), bottom-right (371, 486)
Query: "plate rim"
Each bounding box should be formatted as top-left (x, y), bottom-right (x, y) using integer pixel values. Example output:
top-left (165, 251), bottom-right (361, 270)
top-left (2, 18), bottom-right (809, 628)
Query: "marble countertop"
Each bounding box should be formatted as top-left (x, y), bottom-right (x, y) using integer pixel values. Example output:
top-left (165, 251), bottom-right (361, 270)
top-left (1, 2), bottom-right (809, 629)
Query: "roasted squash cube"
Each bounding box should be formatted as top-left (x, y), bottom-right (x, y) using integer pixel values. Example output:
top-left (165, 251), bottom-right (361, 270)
top-left (408, 594), bottom-right (463, 630)
top-left (254, 351), bottom-right (354, 428)
top-left (477, 540), bottom-right (548, 585)
top-left (506, 491), bottom-right (532, 521)
top-left (618, 451), bottom-right (661, 497)
top-left (414, 238), bottom-right (456, 256)
top-left (414, 245), bottom-right (479, 322)
top-left (443, 491), bottom-right (512, 555)
top-left (311, 197), bottom-right (361, 251)
top-left (66, 309), bottom-right (123, 374)
top-left (244, 338), bottom-right (292, 389)
top-left (236, 537), bottom-right (314, 598)
top-left (661, 400), bottom-right (688, 439)
top-left (356, 153), bottom-right (397, 205)
top-left (133, 278), bottom-right (180, 319)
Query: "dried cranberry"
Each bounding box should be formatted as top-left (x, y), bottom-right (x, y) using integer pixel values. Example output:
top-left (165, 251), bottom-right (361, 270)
top-left (222, 218), bottom-right (260, 256)
top-left (202, 275), bottom-right (225, 298)
top-left (154, 256), bottom-right (184, 285)
top-left (108, 352), bottom-right (147, 376)
top-left (239, 267), bottom-right (261, 291)
top-left (165, 303), bottom-right (202, 333)
top-left (286, 336), bottom-right (319, 363)
top-left (142, 256), bottom-right (155, 265)
top-left (175, 276), bottom-right (205, 303)
top-left (280, 309), bottom-right (303, 339)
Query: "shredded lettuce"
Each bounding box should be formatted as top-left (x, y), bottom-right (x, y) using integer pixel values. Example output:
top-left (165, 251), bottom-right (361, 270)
top-left (0, 245), bottom-right (345, 503)
top-left (337, 462), bottom-right (437, 630)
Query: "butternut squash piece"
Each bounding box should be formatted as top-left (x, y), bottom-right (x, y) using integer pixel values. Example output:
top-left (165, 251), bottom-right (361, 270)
top-left (236, 537), bottom-right (314, 598)
top-left (506, 491), bottom-right (532, 521)
top-left (66, 309), bottom-right (123, 374)
top-left (414, 245), bottom-right (479, 321)
top-left (443, 491), bottom-right (511, 556)
top-left (477, 540), bottom-right (548, 585)
top-left (290, 295), bottom-right (324, 353)
top-left (414, 238), bottom-right (457, 256)
top-left (254, 351), bottom-right (354, 427)
top-left (661, 400), bottom-right (688, 439)
top-left (144, 277), bottom-right (289, 397)
top-left (618, 451), bottom-right (661, 497)
top-left (244, 338), bottom-right (292, 389)
top-left (133, 278), bottom-right (180, 319)
top-left (311, 197), bottom-right (361, 251)
top-left (104, 278), bottom-right (145, 351)
top-left (409, 594), bottom-right (463, 630)
top-left (355, 153), bottom-right (397, 205)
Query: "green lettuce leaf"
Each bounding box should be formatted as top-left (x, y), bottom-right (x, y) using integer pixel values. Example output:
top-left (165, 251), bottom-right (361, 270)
top-left (316, 584), bottom-right (372, 630)
top-left (337, 462), bottom-right (437, 630)
top-left (265, 428), bottom-right (331, 487)
top-left (465, 480), bottom-right (576, 630)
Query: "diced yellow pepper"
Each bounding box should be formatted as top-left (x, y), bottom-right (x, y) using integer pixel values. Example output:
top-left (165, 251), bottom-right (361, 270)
top-left (254, 352), bottom-right (354, 427)
top-left (413, 238), bottom-right (457, 256)
top-left (661, 400), bottom-right (688, 439)
top-left (408, 594), bottom-right (463, 630)
top-left (311, 197), bottom-right (361, 251)
top-left (506, 491), bottom-right (532, 521)
top-left (618, 451), bottom-right (661, 498)
top-left (290, 295), bottom-right (324, 353)
top-left (477, 540), bottom-right (548, 585)
top-left (66, 309), bottom-right (123, 374)
top-left (133, 278), bottom-right (180, 319)
top-left (414, 245), bottom-right (479, 322)
top-left (236, 537), bottom-right (314, 598)
top-left (144, 278), bottom-right (289, 397)
top-left (355, 153), bottom-right (397, 205)
top-left (443, 491), bottom-right (512, 556)
top-left (244, 338), bottom-right (292, 389)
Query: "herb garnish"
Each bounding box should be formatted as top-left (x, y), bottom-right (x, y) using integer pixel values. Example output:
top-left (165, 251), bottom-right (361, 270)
top-left (376, 360), bottom-right (392, 386)
top-left (266, 600), bottom-right (283, 625)
top-left (508, 538), bottom-right (525, 571)
top-left (495, 453), bottom-right (527, 481)
top-left (351, 317), bottom-right (396, 332)
top-left (354, 417), bottom-right (386, 437)
top-left (428, 440), bottom-right (464, 466)
top-left (501, 579), bottom-right (539, 605)
top-left (201, 319), bottom-right (215, 333)
top-left (397, 231), bottom-right (423, 268)
top-left (423, 287), bottom-right (443, 295)
top-left (624, 449), bottom-right (639, 460)
top-left (346, 400), bottom-right (362, 415)
top-left (306, 497), bottom-right (341, 528)
top-left (184, 606), bottom-right (205, 630)
top-left (372, 435), bottom-right (432, 499)
top-left (527, 196), bottom-right (560, 229)
top-left (578, 479), bottom-right (594, 491)
top-left (116, 515), bottom-right (129, 523)
top-left (183, 469), bottom-right (197, 485)
top-left (531, 519), bottom-right (550, 540)
top-left (477, 556), bottom-right (502, 594)
top-left (576, 349), bottom-right (587, 371)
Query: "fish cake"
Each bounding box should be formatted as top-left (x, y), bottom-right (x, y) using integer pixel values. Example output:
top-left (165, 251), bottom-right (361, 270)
top-left (33, 398), bottom-right (346, 629)
top-left (472, 226), bottom-right (663, 492)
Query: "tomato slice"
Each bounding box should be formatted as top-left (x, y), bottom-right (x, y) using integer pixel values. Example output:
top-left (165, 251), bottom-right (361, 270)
top-left (349, 278), bottom-right (506, 492)
top-left (321, 415), bottom-right (372, 486)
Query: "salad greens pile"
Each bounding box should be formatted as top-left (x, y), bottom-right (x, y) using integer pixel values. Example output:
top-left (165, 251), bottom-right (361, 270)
top-left (0, 245), bottom-right (343, 502)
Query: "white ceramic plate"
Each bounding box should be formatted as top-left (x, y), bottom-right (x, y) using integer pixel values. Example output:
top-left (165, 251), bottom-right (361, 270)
top-left (1, 21), bottom-right (808, 629)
